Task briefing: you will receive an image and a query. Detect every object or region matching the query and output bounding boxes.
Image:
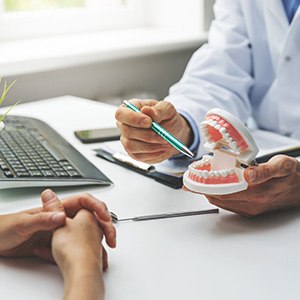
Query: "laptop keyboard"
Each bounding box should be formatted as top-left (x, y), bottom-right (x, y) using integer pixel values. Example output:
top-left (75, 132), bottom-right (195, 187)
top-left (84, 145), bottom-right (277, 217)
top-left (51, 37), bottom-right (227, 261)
top-left (0, 118), bottom-right (82, 179)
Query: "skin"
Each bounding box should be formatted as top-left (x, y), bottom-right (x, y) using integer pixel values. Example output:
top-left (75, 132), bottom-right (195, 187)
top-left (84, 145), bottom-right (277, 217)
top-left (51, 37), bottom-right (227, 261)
top-left (115, 99), bottom-right (193, 164)
top-left (52, 209), bottom-right (104, 300)
top-left (185, 155), bottom-right (300, 217)
top-left (0, 189), bottom-right (116, 270)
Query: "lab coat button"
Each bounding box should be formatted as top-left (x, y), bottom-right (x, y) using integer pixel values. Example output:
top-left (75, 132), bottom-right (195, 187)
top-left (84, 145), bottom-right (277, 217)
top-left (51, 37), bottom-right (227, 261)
top-left (285, 56), bottom-right (291, 62)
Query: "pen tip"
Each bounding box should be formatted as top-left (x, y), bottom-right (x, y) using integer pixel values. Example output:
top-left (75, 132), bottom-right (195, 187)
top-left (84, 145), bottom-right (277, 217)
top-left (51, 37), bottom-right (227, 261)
top-left (181, 147), bottom-right (194, 159)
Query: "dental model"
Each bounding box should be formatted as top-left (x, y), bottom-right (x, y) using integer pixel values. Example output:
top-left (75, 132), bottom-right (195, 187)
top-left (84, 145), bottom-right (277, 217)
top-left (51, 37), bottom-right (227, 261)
top-left (183, 108), bottom-right (259, 195)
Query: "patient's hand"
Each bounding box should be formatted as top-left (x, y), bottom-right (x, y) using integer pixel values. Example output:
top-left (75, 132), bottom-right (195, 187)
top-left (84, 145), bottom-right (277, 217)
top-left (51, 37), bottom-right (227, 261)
top-left (52, 210), bottom-right (104, 300)
top-left (0, 189), bottom-right (116, 259)
top-left (0, 191), bottom-right (65, 257)
top-left (205, 155), bottom-right (300, 216)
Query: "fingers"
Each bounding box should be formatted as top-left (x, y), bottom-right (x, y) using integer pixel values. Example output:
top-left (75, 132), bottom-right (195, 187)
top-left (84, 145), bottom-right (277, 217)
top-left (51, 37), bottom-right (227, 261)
top-left (102, 247), bottom-right (108, 271)
top-left (115, 99), bottom-right (156, 128)
top-left (117, 123), bottom-right (168, 145)
top-left (62, 193), bottom-right (110, 221)
top-left (245, 155), bottom-right (298, 185)
top-left (120, 136), bottom-right (169, 154)
top-left (18, 211), bottom-right (66, 236)
top-left (96, 216), bottom-right (117, 249)
top-left (141, 101), bottom-right (177, 123)
top-left (62, 194), bottom-right (116, 248)
top-left (41, 189), bottom-right (65, 213)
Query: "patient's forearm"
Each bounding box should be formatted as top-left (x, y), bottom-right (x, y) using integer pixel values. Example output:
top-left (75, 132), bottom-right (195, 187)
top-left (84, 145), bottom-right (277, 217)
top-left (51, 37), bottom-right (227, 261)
top-left (62, 260), bottom-right (104, 300)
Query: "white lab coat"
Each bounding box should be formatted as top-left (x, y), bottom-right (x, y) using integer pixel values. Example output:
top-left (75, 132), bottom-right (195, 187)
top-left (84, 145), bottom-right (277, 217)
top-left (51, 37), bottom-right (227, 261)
top-left (166, 0), bottom-right (300, 153)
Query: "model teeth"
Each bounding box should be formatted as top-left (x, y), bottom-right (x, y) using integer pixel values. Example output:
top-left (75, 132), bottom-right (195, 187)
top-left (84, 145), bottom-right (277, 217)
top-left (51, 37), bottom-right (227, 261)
top-left (220, 127), bottom-right (227, 134)
top-left (201, 120), bottom-right (240, 152)
top-left (189, 166), bottom-right (236, 179)
top-left (220, 170), bottom-right (228, 177)
top-left (202, 170), bottom-right (209, 178)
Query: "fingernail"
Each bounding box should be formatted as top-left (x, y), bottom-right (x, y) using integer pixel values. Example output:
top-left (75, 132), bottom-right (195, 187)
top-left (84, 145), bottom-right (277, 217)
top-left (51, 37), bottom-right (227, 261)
top-left (42, 189), bottom-right (56, 202)
top-left (141, 118), bottom-right (150, 127)
top-left (52, 212), bottom-right (66, 225)
top-left (248, 170), bottom-right (256, 183)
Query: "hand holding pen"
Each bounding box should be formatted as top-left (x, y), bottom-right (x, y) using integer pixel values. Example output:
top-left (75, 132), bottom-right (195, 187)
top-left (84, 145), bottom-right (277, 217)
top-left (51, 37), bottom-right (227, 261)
top-left (115, 99), bottom-right (194, 164)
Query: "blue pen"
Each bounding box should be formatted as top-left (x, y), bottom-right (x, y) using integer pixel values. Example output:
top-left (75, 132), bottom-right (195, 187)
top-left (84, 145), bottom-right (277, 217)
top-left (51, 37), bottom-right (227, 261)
top-left (122, 100), bottom-right (194, 159)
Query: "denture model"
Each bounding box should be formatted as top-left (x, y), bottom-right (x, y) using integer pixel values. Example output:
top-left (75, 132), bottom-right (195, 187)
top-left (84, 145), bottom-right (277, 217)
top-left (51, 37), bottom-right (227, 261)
top-left (183, 108), bottom-right (259, 195)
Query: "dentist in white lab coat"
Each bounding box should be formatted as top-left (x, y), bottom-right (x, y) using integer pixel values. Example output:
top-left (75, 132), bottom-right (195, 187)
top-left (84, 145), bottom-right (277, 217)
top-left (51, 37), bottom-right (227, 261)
top-left (115, 0), bottom-right (300, 216)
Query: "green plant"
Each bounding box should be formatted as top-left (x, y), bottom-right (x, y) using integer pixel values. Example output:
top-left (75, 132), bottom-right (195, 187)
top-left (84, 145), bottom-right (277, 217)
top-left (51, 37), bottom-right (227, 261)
top-left (0, 78), bottom-right (20, 123)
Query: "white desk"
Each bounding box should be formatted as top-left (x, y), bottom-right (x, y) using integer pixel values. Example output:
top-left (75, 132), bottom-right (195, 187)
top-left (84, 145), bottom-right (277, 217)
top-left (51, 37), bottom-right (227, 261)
top-left (0, 96), bottom-right (299, 300)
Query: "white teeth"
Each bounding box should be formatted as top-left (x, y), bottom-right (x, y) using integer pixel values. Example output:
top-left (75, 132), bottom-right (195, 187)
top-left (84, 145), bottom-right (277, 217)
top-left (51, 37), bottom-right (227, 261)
top-left (202, 170), bottom-right (209, 178)
top-left (211, 120), bottom-right (217, 126)
top-left (209, 170), bottom-right (218, 177)
top-left (190, 166), bottom-right (235, 179)
top-left (202, 155), bottom-right (212, 160)
top-left (231, 141), bottom-right (237, 148)
top-left (220, 127), bottom-right (227, 134)
top-left (229, 168), bottom-right (235, 175)
top-left (215, 124), bottom-right (221, 130)
top-left (220, 170), bottom-right (228, 177)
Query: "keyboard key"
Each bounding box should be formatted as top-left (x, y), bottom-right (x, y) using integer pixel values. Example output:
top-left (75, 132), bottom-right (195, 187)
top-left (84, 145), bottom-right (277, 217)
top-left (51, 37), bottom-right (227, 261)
top-left (55, 171), bottom-right (70, 177)
top-left (29, 171), bottom-right (44, 177)
top-left (68, 171), bottom-right (82, 178)
top-left (16, 172), bottom-right (30, 177)
top-left (42, 170), bottom-right (56, 177)
top-left (4, 171), bottom-right (14, 178)
top-left (0, 163), bottom-right (10, 171)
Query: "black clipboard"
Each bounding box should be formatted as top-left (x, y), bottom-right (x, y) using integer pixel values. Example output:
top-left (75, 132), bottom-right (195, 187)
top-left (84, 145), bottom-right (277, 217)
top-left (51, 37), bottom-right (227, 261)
top-left (94, 148), bottom-right (183, 189)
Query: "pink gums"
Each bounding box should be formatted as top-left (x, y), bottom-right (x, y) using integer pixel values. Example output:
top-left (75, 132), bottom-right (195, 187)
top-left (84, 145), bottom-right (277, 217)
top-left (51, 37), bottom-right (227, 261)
top-left (206, 114), bottom-right (248, 150)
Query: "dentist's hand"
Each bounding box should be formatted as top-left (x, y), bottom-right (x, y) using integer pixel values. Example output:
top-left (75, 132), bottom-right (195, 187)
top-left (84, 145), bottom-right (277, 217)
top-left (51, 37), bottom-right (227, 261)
top-left (205, 155), bottom-right (300, 217)
top-left (115, 99), bottom-right (193, 164)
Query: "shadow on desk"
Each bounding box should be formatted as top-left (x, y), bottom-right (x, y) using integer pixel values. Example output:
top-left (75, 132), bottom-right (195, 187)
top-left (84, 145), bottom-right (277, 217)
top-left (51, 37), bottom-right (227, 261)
top-left (210, 208), bottom-right (300, 236)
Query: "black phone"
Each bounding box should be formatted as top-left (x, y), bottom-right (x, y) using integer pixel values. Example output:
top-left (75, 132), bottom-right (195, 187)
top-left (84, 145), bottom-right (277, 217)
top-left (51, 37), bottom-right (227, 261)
top-left (74, 127), bottom-right (120, 143)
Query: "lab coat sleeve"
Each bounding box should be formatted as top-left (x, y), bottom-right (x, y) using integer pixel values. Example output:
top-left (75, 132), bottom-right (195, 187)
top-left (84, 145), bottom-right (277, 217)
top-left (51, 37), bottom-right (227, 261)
top-left (165, 0), bottom-right (254, 156)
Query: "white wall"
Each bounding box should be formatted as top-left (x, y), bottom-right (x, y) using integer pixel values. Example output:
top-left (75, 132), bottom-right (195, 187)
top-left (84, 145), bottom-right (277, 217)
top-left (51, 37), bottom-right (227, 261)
top-left (2, 46), bottom-right (200, 106)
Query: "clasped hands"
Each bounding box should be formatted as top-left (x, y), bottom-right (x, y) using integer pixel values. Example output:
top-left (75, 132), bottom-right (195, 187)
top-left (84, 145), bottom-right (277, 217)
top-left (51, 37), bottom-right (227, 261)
top-left (0, 189), bottom-right (116, 271)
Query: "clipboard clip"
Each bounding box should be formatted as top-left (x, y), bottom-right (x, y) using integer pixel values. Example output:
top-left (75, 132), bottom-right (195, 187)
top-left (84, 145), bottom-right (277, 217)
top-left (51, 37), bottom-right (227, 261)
top-left (112, 152), bottom-right (155, 173)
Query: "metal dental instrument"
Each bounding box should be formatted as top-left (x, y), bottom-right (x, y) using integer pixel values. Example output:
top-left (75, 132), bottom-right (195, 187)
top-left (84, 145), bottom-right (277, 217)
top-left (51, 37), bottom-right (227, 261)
top-left (110, 208), bottom-right (219, 223)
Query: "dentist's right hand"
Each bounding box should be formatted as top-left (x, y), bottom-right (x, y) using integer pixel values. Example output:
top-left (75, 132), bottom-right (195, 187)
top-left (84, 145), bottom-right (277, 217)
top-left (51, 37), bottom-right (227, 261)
top-left (115, 99), bottom-right (193, 164)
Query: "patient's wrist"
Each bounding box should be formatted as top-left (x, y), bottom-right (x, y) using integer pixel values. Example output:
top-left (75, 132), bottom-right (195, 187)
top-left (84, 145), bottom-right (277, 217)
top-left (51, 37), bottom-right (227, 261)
top-left (60, 253), bottom-right (102, 278)
top-left (62, 259), bottom-right (104, 300)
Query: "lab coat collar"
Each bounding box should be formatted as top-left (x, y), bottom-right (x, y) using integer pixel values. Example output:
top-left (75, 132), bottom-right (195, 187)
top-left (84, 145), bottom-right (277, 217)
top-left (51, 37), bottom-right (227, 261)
top-left (263, 0), bottom-right (297, 72)
top-left (265, 0), bottom-right (289, 29)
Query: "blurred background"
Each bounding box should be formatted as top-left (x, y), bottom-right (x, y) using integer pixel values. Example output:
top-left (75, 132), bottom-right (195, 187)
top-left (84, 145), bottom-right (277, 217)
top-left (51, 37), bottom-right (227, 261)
top-left (0, 0), bottom-right (214, 106)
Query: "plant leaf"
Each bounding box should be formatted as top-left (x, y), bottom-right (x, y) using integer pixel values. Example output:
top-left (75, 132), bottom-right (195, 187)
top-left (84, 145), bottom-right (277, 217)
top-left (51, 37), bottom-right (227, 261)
top-left (0, 80), bottom-right (16, 105)
top-left (0, 100), bottom-right (20, 122)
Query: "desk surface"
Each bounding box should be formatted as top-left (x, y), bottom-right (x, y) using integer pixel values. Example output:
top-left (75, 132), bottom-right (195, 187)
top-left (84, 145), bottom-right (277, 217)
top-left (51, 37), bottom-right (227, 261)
top-left (0, 96), bottom-right (300, 300)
